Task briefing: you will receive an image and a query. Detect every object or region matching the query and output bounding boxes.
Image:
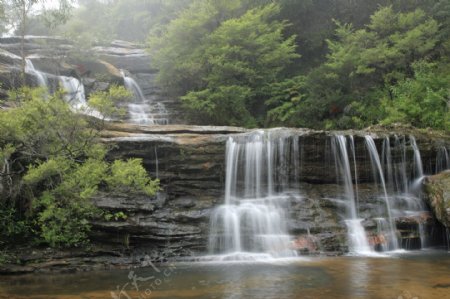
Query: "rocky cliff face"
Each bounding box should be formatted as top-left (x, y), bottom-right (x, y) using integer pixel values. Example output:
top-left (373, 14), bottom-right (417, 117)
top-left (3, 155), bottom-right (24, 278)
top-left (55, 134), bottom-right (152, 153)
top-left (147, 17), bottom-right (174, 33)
top-left (1, 37), bottom-right (449, 273)
top-left (92, 41), bottom-right (183, 123)
top-left (0, 36), bottom-right (181, 124)
top-left (92, 124), bottom-right (449, 258)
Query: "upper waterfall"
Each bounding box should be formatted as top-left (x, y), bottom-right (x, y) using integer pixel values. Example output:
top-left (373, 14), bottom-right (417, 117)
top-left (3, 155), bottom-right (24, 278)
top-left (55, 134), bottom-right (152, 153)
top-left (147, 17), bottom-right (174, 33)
top-left (59, 76), bottom-right (87, 108)
top-left (25, 59), bottom-right (48, 88)
top-left (121, 70), bottom-right (169, 125)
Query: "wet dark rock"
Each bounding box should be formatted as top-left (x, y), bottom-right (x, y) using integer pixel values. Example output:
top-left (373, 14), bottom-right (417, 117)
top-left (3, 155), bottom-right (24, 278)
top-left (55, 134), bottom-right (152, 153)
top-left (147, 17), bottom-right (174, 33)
top-left (0, 265), bottom-right (36, 275)
top-left (424, 171), bottom-right (450, 227)
top-left (93, 192), bottom-right (156, 212)
top-left (96, 125), bottom-right (449, 260)
top-left (0, 37), bottom-right (449, 274)
top-left (0, 126), bottom-right (448, 274)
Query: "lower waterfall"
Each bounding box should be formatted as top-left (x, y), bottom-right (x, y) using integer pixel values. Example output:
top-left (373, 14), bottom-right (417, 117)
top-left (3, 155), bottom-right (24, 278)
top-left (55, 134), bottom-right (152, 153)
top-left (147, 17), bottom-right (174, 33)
top-left (206, 129), bottom-right (449, 259)
top-left (207, 130), bottom-right (298, 260)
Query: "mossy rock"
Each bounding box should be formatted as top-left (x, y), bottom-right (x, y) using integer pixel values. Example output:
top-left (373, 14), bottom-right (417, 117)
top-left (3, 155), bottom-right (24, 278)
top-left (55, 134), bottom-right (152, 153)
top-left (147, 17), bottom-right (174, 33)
top-left (424, 171), bottom-right (450, 227)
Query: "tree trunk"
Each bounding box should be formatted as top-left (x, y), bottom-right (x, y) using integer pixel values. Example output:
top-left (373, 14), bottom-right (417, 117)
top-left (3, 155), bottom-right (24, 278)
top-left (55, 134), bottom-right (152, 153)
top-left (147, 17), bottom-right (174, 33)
top-left (20, 0), bottom-right (27, 85)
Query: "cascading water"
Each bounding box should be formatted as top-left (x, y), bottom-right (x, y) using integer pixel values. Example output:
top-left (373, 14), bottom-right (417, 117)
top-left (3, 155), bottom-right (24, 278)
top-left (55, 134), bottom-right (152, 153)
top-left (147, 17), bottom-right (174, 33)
top-left (374, 218), bottom-right (390, 252)
top-left (58, 76), bottom-right (105, 119)
top-left (24, 59), bottom-right (96, 115)
top-left (410, 136), bottom-right (425, 193)
top-left (365, 136), bottom-right (399, 251)
top-left (59, 76), bottom-right (87, 108)
top-left (121, 70), bottom-right (169, 125)
top-left (207, 130), bottom-right (297, 261)
top-left (381, 136), bottom-right (434, 249)
top-left (206, 130), bottom-right (446, 259)
top-left (332, 136), bottom-right (373, 255)
top-left (410, 136), bottom-right (424, 178)
top-left (436, 146), bottom-right (449, 173)
top-left (25, 59), bottom-right (48, 88)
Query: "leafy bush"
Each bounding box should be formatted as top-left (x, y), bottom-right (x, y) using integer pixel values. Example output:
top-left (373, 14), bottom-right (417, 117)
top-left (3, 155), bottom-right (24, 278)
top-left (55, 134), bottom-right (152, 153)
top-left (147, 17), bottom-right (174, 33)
top-left (0, 207), bottom-right (29, 245)
top-left (382, 61), bottom-right (450, 130)
top-left (107, 159), bottom-right (160, 196)
top-left (0, 87), bottom-right (159, 248)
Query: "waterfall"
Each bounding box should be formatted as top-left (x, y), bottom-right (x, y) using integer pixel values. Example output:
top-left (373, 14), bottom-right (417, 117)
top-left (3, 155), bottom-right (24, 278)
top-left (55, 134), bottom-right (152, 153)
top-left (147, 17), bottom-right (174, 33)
top-left (409, 136), bottom-right (425, 192)
top-left (58, 76), bottom-right (106, 119)
top-left (59, 76), bottom-right (87, 108)
top-left (122, 71), bottom-right (145, 102)
top-left (121, 70), bottom-right (169, 125)
top-left (23, 59), bottom-right (106, 119)
top-left (205, 130), bottom-right (443, 258)
top-left (418, 223), bottom-right (426, 249)
top-left (208, 131), bottom-right (297, 261)
top-left (25, 59), bottom-right (47, 88)
top-left (332, 136), bottom-right (358, 219)
top-left (382, 136), bottom-right (433, 250)
top-left (374, 218), bottom-right (390, 252)
top-left (122, 70), bottom-right (152, 124)
top-left (394, 136), bottom-right (409, 193)
top-left (345, 219), bottom-right (373, 254)
top-left (410, 136), bottom-right (424, 178)
top-left (365, 136), bottom-right (399, 251)
top-left (382, 137), bottom-right (395, 192)
top-left (436, 146), bottom-right (449, 173)
top-left (332, 136), bottom-right (372, 255)
top-left (154, 147), bottom-right (159, 179)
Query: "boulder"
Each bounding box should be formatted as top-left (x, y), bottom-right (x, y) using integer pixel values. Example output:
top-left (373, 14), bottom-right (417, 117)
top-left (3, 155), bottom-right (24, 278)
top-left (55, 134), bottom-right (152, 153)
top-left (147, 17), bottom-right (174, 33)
top-left (92, 43), bottom-right (154, 73)
top-left (0, 36), bottom-right (73, 57)
top-left (424, 171), bottom-right (450, 227)
top-left (66, 57), bottom-right (123, 83)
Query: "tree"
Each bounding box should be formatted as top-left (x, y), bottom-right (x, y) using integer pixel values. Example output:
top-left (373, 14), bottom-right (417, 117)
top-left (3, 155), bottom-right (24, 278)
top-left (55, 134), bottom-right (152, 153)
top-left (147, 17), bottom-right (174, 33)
top-left (267, 6), bottom-right (442, 129)
top-left (148, 0), bottom-right (255, 95)
top-left (149, 2), bottom-right (298, 126)
top-left (184, 4), bottom-right (298, 126)
top-left (382, 61), bottom-right (450, 130)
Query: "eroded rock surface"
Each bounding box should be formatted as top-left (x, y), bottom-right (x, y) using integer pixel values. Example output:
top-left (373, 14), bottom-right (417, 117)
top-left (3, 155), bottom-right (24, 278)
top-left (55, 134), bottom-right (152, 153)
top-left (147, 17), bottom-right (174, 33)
top-left (424, 171), bottom-right (450, 227)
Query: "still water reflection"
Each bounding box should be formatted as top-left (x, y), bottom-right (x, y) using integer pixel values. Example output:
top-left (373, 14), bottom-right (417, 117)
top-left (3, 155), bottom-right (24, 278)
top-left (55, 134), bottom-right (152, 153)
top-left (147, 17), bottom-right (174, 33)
top-left (1, 251), bottom-right (449, 299)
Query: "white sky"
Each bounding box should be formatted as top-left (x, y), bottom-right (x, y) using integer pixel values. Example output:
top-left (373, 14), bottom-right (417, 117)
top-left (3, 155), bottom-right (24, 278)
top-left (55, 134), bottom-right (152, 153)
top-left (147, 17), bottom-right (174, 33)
top-left (40, 0), bottom-right (74, 10)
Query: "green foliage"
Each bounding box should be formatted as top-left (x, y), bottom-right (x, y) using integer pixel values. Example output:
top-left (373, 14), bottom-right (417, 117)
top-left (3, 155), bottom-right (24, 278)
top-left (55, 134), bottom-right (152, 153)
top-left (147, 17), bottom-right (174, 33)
top-left (264, 76), bottom-right (307, 127)
top-left (268, 5), bottom-right (445, 129)
top-left (25, 154), bottom-right (158, 247)
top-left (41, 0), bottom-right (449, 130)
top-left (110, 0), bottom-right (191, 42)
top-left (182, 85), bottom-right (255, 126)
top-left (148, 0), bottom-right (245, 95)
top-left (33, 191), bottom-right (96, 247)
top-left (325, 6), bottom-right (439, 86)
top-left (0, 207), bottom-right (29, 244)
top-left (0, 87), bottom-right (159, 248)
top-left (103, 211), bottom-right (128, 222)
top-left (0, 252), bottom-right (7, 265)
top-left (88, 85), bottom-right (132, 120)
top-left (382, 61), bottom-right (450, 130)
top-left (107, 159), bottom-right (160, 197)
top-left (151, 2), bottom-right (298, 126)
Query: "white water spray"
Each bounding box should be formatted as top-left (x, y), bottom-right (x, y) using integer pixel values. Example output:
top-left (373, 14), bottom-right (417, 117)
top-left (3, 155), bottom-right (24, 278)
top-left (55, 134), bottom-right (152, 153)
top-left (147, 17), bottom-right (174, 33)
top-left (208, 131), bottom-right (297, 260)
